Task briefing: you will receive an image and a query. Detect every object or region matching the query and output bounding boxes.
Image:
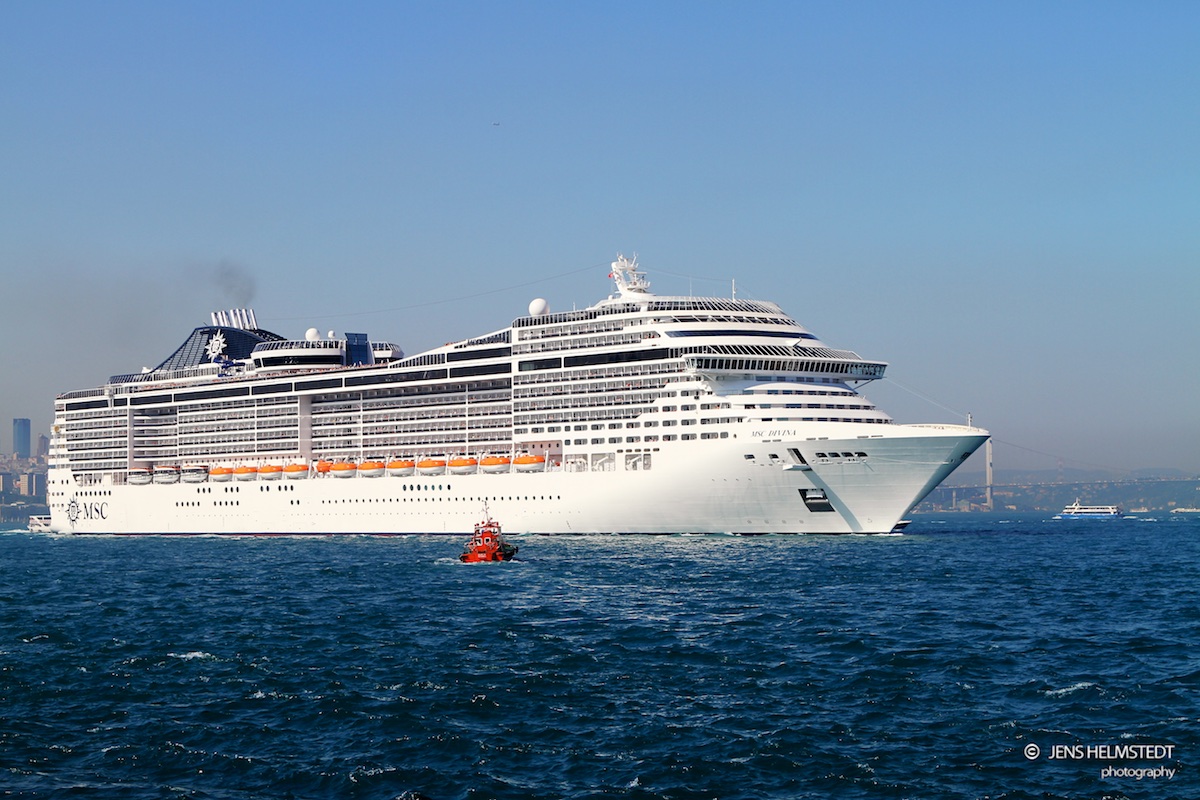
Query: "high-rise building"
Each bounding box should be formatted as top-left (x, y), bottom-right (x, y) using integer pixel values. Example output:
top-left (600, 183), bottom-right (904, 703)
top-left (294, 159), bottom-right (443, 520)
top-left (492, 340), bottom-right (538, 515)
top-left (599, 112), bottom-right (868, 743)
top-left (37, 434), bottom-right (50, 460)
top-left (12, 418), bottom-right (31, 460)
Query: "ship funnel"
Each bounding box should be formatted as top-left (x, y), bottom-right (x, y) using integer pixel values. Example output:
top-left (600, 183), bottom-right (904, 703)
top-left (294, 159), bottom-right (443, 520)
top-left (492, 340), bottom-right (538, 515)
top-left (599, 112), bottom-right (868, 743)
top-left (211, 308), bottom-right (258, 330)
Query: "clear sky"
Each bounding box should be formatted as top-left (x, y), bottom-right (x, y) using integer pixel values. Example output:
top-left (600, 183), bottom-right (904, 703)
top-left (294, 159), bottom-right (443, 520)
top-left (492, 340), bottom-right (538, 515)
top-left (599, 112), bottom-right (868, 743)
top-left (2, 1), bottom-right (1197, 475)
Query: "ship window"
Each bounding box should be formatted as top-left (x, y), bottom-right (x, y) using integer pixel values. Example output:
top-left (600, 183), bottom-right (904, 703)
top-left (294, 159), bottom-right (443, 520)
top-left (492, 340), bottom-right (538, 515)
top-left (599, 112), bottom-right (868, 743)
top-left (744, 454), bottom-right (755, 460)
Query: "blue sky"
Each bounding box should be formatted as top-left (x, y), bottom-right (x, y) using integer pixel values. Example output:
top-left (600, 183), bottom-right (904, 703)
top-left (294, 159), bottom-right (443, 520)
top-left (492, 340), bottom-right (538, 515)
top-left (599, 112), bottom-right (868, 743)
top-left (2, 1), bottom-right (1197, 474)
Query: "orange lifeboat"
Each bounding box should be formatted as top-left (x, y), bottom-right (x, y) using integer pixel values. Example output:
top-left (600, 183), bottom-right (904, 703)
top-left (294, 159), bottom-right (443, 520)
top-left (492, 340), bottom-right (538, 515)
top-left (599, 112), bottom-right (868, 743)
top-left (234, 465), bottom-right (259, 481)
top-left (358, 460), bottom-right (386, 478)
top-left (209, 466), bottom-right (233, 482)
top-left (331, 461), bottom-right (357, 479)
top-left (448, 456), bottom-right (478, 475)
top-left (480, 455), bottom-right (511, 474)
top-left (387, 459), bottom-right (416, 477)
top-left (513, 454), bottom-right (546, 472)
top-left (460, 515), bottom-right (518, 563)
top-left (417, 458), bottom-right (447, 476)
top-left (284, 463), bottom-right (310, 479)
top-left (259, 464), bottom-right (284, 481)
top-left (128, 468), bottom-right (152, 485)
top-left (316, 460), bottom-right (333, 475)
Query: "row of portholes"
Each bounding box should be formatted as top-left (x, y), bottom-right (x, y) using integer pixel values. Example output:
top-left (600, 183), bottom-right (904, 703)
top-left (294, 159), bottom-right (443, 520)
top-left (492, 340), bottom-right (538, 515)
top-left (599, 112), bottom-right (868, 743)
top-left (321, 495), bottom-right (562, 505)
top-left (174, 500), bottom-right (241, 507)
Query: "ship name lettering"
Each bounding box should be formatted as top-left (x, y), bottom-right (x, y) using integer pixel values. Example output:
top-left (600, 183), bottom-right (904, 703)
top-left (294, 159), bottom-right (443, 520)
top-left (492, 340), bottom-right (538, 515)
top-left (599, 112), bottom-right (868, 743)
top-left (751, 429), bottom-right (796, 438)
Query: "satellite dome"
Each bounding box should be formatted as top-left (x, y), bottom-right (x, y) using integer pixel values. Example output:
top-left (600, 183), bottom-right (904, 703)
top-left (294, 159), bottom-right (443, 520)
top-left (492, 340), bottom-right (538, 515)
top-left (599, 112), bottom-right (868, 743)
top-left (528, 298), bottom-right (549, 317)
top-left (305, 327), bottom-right (320, 342)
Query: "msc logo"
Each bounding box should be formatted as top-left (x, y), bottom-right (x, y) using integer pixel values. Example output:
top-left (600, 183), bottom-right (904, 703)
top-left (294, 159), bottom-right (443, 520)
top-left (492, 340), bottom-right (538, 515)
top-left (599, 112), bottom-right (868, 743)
top-left (66, 497), bottom-right (108, 526)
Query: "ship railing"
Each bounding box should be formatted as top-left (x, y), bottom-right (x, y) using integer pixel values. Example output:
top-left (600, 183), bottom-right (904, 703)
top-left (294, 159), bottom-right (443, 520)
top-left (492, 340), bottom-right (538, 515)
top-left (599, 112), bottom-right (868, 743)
top-left (902, 423), bottom-right (986, 432)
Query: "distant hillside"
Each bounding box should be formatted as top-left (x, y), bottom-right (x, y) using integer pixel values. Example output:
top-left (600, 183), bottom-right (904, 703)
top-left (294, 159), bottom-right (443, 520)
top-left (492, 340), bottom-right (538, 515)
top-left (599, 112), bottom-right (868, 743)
top-left (917, 477), bottom-right (1200, 513)
top-left (941, 467), bottom-right (1198, 487)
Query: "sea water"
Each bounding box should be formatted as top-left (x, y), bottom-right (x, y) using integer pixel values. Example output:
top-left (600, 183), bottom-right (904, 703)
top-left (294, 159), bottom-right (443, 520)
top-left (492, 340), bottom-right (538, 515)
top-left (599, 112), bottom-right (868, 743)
top-left (1, 514), bottom-right (1197, 799)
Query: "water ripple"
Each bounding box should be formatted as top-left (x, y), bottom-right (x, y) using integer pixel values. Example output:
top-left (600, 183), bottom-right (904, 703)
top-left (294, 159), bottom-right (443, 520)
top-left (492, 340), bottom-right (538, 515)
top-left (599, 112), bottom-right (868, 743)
top-left (0, 517), bottom-right (1197, 797)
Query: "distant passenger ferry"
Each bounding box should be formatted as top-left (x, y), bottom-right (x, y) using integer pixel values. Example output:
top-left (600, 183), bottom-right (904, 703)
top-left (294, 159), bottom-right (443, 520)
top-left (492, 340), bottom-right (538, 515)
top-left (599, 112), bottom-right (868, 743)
top-left (47, 255), bottom-right (988, 535)
top-left (1056, 499), bottom-right (1123, 519)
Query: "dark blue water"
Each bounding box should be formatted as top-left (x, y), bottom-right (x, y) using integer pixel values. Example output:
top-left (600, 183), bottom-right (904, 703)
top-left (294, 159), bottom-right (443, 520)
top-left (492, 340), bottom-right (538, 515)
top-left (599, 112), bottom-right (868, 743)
top-left (2, 514), bottom-right (1197, 799)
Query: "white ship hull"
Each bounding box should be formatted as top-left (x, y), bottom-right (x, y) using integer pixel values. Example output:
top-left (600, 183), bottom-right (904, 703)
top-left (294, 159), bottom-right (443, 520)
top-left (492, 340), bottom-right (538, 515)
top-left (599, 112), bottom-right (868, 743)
top-left (50, 423), bottom-right (985, 535)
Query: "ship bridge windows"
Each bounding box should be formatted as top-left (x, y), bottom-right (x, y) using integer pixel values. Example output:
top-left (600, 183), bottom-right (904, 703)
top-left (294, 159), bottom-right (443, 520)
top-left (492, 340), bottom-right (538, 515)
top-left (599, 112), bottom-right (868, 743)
top-left (664, 329), bottom-right (818, 340)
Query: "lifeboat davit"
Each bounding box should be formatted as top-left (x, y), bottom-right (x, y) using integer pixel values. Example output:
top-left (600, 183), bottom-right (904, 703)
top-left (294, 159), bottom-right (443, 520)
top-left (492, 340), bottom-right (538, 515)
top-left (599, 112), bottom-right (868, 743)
top-left (417, 458), bottom-right (447, 476)
top-left (331, 461), bottom-right (357, 478)
top-left (284, 463), bottom-right (309, 479)
top-left (128, 468), bottom-right (152, 485)
top-left (480, 456), bottom-right (511, 474)
top-left (152, 466), bottom-right (180, 484)
top-left (358, 460), bottom-right (386, 478)
top-left (448, 457), bottom-right (478, 475)
top-left (209, 466), bottom-right (233, 482)
top-left (460, 515), bottom-right (518, 563)
top-left (234, 466), bottom-right (259, 481)
top-left (181, 465), bottom-right (208, 483)
top-left (387, 459), bottom-right (416, 477)
top-left (259, 464), bottom-right (284, 481)
top-left (513, 454), bottom-right (546, 472)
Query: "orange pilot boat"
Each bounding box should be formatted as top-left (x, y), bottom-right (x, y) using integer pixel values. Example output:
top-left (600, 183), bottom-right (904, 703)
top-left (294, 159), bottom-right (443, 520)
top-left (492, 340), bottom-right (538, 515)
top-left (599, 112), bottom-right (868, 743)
top-left (460, 511), bottom-right (518, 563)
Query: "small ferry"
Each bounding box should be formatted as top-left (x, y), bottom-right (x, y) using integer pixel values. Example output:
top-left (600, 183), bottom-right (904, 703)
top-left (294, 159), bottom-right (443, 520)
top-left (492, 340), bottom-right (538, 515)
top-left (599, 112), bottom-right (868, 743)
top-left (460, 514), bottom-right (518, 563)
top-left (1055, 499), bottom-right (1123, 519)
top-left (28, 515), bottom-right (52, 533)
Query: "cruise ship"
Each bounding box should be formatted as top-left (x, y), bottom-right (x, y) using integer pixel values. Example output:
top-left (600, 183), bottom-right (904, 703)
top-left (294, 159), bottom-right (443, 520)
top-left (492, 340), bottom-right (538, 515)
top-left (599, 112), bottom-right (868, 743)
top-left (47, 255), bottom-right (988, 535)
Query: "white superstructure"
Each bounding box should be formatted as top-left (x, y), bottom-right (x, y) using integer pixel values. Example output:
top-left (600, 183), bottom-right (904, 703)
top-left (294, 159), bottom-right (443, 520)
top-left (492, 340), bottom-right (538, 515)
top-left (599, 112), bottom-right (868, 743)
top-left (48, 255), bottom-right (988, 535)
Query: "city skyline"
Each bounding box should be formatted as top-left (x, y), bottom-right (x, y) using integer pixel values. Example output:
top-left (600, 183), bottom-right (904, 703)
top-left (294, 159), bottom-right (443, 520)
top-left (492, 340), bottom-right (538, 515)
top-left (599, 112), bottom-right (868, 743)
top-left (2, 2), bottom-right (1197, 474)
